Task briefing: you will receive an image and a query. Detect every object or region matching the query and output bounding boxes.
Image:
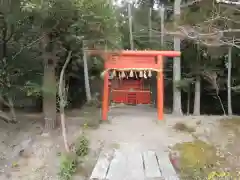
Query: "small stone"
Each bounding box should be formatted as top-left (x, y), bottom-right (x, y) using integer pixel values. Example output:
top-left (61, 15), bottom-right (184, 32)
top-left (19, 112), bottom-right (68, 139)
top-left (41, 133), bottom-right (50, 137)
top-left (168, 144), bottom-right (173, 149)
top-left (196, 120), bottom-right (201, 125)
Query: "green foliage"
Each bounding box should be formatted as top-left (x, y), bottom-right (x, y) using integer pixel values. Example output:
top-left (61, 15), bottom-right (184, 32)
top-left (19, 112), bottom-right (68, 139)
top-left (232, 85), bottom-right (240, 92)
top-left (24, 80), bottom-right (58, 97)
top-left (173, 122), bottom-right (196, 133)
top-left (75, 132), bottom-right (89, 157)
top-left (58, 123), bottom-right (90, 179)
top-left (0, 54), bottom-right (42, 102)
top-left (175, 78), bottom-right (194, 92)
top-left (58, 152), bottom-right (78, 180)
top-left (24, 82), bottom-right (41, 97)
top-left (1, 0), bottom-right (240, 116)
top-left (0, 0), bottom-right (122, 111)
top-left (0, 2), bottom-right (41, 110)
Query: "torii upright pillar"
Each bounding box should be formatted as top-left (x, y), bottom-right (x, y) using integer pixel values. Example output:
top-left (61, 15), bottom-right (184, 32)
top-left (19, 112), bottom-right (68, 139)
top-left (102, 70), bottom-right (109, 121)
top-left (157, 55), bottom-right (164, 121)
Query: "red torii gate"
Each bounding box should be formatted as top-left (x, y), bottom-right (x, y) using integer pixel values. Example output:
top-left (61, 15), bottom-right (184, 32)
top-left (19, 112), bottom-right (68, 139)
top-left (87, 50), bottom-right (181, 121)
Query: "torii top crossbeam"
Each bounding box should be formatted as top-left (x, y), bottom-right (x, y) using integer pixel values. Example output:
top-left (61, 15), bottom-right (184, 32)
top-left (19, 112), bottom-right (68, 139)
top-left (87, 50), bottom-right (180, 57)
top-left (87, 50), bottom-right (181, 70)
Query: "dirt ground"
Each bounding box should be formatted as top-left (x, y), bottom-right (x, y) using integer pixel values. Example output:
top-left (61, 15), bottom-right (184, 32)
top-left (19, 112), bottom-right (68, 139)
top-left (0, 105), bottom-right (239, 179)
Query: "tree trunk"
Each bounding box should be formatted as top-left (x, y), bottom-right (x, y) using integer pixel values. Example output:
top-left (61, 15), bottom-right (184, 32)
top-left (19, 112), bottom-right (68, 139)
top-left (0, 110), bottom-right (12, 123)
top-left (128, 2), bottom-right (134, 50)
top-left (148, 7), bottom-right (152, 43)
top-left (0, 96), bottom-right (15, 123)
top-left (187, 86), bottom-right (190, 115)
top-left (41, 33), bottom-right (57, 130)
top-left (173, 0), bottom-right (182, 115)
top-left (193, 77), bottom-right (201, 115)
top-left (83, 49), bottom-right (92, 102)
top-left (217, 93), bottom-right (226, 116)
top-left (227, 46), bottom-right (232, 115)
top-left (160, 5), bottom-right (165, 48)
top-left (43, 61), bottom-right (57, 130)
top-left (7, 96), bottom-right (17, 122)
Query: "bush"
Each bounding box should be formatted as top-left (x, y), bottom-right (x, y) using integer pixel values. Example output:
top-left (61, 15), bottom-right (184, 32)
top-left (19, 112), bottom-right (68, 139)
top-left (58, 153), bottom-right (78, 180)
top-left (58, 125), bottom-right (90, 179)
top-left (75, 134), bottom-right (89, 157)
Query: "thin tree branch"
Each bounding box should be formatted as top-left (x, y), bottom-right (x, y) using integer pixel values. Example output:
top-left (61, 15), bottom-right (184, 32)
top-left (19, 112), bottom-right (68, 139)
top-left (164, 0), bottom-right (203, 10)
top-left (216, 0), bottom-right (240, 5)
top-left (11, 35), bottom-right (45, 61)
top-left (58, 51), bottom-right (72, 152)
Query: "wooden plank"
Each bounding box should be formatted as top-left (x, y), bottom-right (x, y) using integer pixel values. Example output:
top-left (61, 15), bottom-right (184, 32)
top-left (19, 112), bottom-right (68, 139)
top-left (90, 150), bottom-right (114, 180)
top-left (156, 152), bottom-right (179, 180)
top-left (106, 150), bottom-right (127, 180)
top-left (125, 152), bottom-right (145, 180)
top-left (143, 151), bottom-right (162, 179)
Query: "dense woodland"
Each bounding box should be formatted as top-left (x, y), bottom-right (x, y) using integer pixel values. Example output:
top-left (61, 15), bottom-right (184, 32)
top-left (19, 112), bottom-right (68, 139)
top-left (0, 0), bottom-right (240, 131)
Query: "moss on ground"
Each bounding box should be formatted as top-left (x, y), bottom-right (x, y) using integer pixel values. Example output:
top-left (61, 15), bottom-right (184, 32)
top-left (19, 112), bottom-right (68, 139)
top-left (73, 106), bottom-right (101, 128)
top-left (173, 122), bottom-right (196, 133)
top-left (172, 140), bottom-right (226, 179)
top-left (171, 117), bottom-right (240, 179)
top-left (219, 117), bottom-right (240, 133)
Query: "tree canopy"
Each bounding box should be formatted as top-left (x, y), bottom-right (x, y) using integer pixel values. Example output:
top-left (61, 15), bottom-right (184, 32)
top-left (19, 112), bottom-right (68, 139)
top-left (1, 0), bottom-right (240, 125)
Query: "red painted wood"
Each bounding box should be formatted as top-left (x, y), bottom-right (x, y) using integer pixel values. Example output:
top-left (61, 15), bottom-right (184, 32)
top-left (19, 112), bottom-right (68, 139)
top-left (157, 55), bottom-right (163, 120)
top-left (88, 50), bottom-right (181, 58)
top-left (98, 50), bottom-right (181, 121)
top-left (112, 90), bottom-right (151, 104)
top-left (102, 72), bottom-right (109, 121)
top-left (110, 78), bottom-right (150, 105)
top-left (106, 56), bottom-right (159, 69)
top-left (116, 50), bottom-right (181, 57)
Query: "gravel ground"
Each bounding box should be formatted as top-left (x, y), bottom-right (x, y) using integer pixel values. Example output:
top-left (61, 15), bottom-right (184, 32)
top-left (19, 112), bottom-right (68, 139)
top-left (87, 105), bottom-right (223, 153)
top-left (0, 106), bottom-right (233, 179)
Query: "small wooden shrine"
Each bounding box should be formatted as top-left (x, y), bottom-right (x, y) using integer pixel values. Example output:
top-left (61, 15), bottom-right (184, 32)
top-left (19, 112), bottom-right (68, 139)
top-left (110, 70), bottom-right (151, 105)
top-left (87, 50), bottom-right (181, 121)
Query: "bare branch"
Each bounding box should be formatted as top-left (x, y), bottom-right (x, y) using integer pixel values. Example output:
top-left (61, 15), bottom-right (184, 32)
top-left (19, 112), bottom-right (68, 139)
top-left (58, 51), bottom-right (72, 152)
top-left (164, 0), bottom-right (203, 10)
top-left (216, 0), bottom-right (240, 5)
top-left (11, 35), bottom-right (45, 61)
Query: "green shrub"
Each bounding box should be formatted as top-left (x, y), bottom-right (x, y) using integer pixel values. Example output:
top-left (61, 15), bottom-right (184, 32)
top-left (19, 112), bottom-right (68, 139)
top-left (58, 153), bottom-right (78, 180)
top-left (75, 134), bottom-right (89, 157)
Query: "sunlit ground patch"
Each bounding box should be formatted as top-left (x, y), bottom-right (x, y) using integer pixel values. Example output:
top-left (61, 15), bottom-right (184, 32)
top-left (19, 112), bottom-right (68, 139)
top-left (172, 140), bottom-right (228, 179)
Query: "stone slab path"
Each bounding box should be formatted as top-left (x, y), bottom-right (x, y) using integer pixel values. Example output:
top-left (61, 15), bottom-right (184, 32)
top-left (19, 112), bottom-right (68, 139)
top-left (90, 148), bottom-right (178, 180)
